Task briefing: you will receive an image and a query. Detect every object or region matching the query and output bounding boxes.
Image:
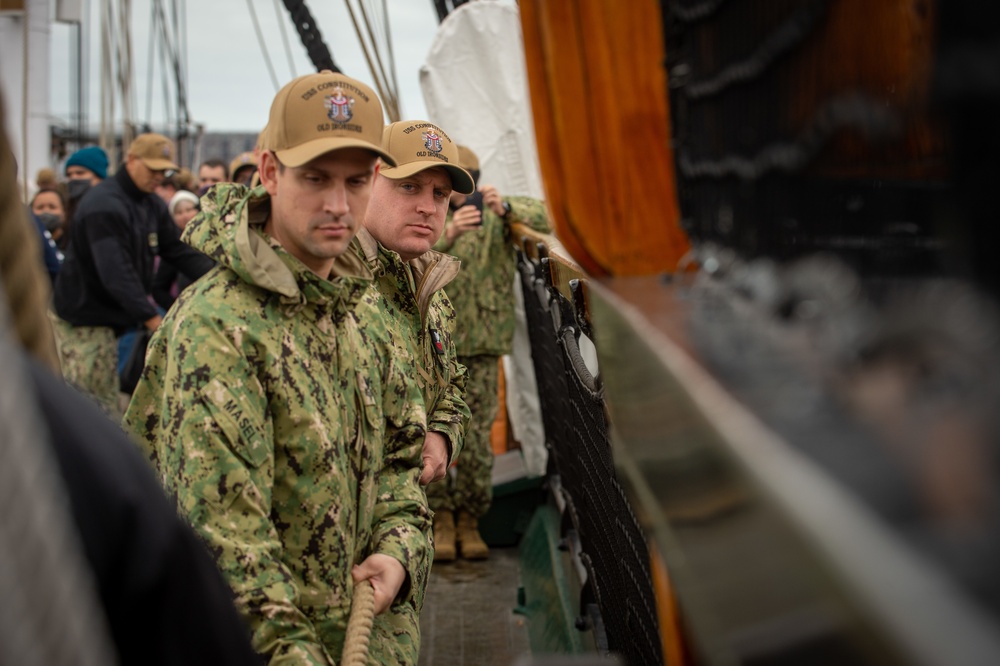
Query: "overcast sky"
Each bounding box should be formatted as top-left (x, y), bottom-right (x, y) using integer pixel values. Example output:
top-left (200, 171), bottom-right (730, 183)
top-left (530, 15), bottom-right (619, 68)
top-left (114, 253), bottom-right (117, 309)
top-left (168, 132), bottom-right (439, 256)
top-left (48, 0), bottom-right (449, 134)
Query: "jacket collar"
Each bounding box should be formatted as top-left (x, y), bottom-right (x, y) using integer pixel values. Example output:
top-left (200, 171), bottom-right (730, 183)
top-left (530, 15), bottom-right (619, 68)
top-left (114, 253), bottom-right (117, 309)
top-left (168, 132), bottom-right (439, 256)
top-left (114, 164), bottom-right (148, 202)
top-left (355, 227), bottom-right (461, 321)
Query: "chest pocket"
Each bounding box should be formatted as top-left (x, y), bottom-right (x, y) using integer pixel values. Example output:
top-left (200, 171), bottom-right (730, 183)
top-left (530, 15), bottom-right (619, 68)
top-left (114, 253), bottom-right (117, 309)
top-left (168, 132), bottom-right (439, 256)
top-left (356, 370), bottom-right (380, 431)
top-left (199, 377), bottom-right (273, 469)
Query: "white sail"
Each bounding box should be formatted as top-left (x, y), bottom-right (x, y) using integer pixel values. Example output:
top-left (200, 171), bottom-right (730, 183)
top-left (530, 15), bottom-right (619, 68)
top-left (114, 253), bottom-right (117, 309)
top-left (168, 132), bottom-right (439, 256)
top-left (419, 0), bottom-right (543, 200)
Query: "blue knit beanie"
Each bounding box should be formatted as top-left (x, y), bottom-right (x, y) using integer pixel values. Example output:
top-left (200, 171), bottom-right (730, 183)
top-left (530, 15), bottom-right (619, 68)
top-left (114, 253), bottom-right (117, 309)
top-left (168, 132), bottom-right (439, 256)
top-left (65, 146), bottom-right (109, 180)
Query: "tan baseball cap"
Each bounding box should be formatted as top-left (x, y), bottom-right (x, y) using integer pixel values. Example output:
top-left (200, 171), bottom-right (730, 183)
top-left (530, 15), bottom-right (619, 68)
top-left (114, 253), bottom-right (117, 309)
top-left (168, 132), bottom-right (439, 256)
top-left (264, 70), bottom-right (395, 168)
top-left (228, 151), bottom-right (257, 176)
top-left (456, 144), bottom-right (480, 172)
top-left (128, 133), bottom-right (179, 171)
top-left (379, 120), bottom-right (475, 194)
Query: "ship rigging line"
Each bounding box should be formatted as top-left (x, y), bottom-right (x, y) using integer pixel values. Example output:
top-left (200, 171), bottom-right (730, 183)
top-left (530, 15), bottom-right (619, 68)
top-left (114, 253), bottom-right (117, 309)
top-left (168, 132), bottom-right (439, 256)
top-left (343, 0), bottom-right (401, 121)
top-left (247, 0), bottom-right (282, 92)
top-left (273, 0), bottom-right (299, 80)
top-left (281, 0), bottom-right (340, 73)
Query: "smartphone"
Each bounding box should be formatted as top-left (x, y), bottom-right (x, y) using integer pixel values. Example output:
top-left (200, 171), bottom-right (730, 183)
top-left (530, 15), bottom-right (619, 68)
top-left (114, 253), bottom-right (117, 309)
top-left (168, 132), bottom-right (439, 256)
top-left (451, 190), bottom-right (484, 226)
top-left (464, 190), bottom-right (484, 213)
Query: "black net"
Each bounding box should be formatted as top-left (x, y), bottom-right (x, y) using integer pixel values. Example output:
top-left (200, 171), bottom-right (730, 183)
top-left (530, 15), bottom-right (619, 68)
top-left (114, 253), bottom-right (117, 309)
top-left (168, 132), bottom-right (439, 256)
top-left (517, 251), bottom-right (665, 666)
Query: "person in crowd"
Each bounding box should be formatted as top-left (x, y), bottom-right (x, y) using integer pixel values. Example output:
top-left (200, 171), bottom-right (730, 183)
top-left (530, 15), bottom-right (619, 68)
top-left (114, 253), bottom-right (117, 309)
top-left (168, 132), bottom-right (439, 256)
top-left (228, 151), bottom-right (258, 186)
top-left (151, 190), bottom-right (203, 311)
top-left (154, 170), bottom-right (185, 204)
top-left (31, 187), bottom-right (68, 245)
top-left (35, 167), bottom-right (59, 191)
top-left (169, 189), bottom-right (199, 230)
top-left (52, 133), bottom-right (214, 414)
top-left (123, 71), bottom-right (432, 664)
top-left (28, 188), bottom-right (65, 284)
top-left (62, 145), bottom-right (110, 249)
top-left (0, 88), bottom-right (258, 666)
top-left (428, 144), bottom-right (551, 560)
top-left (65, 145), bottom-right (109, 187)
top-left (197, 157), bottom-right (228, 193)
top-left (174, 167), bottom-right (198, 191)
top-left (353, 120), bottom-right (473, 564)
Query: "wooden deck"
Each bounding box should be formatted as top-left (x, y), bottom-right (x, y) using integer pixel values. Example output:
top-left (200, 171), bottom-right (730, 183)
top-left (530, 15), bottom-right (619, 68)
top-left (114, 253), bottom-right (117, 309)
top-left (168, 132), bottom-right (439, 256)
top-left (419, 547), bottom-right (530, 665)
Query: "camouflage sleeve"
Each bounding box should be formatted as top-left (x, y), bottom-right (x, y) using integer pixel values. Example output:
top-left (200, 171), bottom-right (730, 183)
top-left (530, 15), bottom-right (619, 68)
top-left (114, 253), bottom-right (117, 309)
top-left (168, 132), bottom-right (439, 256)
top-left (429, 349), bottom-right (469, 467)
top-left (507, 196), bottom-right (551, 233)
top-left (370, 350), bottom-right (433, 608)
top-left (432, 210), bottom-right (456, 253)
top-left (124, 315), bottom-right (334, 666)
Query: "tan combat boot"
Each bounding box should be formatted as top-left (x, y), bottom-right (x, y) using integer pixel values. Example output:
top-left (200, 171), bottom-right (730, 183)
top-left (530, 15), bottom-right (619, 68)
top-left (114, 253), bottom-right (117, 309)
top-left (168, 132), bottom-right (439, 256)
top-left (433, 510), bottom-right (457, 562)
top-left (456, 510), bottom-right (490, 560)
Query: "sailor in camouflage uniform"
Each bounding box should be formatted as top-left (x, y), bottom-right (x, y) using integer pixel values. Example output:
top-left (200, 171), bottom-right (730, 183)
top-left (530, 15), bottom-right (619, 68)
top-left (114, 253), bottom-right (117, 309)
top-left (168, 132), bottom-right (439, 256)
top-left (350, 120), bottom-right (475, 655)
top-left (429, 144), bottom-right (551, 560)
top-left (353, 120), bottom-right (475, 485)
top-left (123, 71), bottom-right (431, 665)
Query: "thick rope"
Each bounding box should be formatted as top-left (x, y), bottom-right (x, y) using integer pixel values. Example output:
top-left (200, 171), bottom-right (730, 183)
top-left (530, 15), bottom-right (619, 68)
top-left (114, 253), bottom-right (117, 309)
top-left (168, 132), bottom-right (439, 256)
top-left (0, 102), bottom-right (61, 374)
top-left (341, 579), bottom-right (376, 666)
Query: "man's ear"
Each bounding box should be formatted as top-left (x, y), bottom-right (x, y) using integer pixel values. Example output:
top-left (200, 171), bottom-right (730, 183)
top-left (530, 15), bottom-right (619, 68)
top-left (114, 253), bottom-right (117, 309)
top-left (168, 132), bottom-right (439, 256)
top-left (258, 150), bottom-right (279, 195)
top-left (374, 160), bottom-right (382, 177)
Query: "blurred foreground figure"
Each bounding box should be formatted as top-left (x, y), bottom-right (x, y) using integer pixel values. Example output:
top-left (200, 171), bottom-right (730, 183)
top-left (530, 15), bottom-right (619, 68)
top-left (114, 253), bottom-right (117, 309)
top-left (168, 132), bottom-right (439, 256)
top-left (0, 94), bottom-right (257, 666)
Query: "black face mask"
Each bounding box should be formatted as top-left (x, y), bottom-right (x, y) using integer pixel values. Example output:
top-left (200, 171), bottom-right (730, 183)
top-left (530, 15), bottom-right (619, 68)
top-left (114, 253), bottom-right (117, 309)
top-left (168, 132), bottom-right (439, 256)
top-left (66, 178), bottom-right (91, 201)
top-left (36, 212), bottom-right (63, 233)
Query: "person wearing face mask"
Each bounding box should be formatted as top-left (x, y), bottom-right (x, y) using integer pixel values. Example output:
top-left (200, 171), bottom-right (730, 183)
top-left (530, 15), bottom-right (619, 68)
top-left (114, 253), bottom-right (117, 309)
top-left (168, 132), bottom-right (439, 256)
top-left (62, 146), bottom-right (109, 251)
top-left (28, 188), bottom-right (66, 284)
top-left (31, 188), bottom-right (68, 244)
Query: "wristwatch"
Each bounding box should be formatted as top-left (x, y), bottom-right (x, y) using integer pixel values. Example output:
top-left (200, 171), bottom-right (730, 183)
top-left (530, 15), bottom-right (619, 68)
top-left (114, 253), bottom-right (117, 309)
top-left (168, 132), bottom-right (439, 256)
top-left (501, 201), bottom-right (512, 220)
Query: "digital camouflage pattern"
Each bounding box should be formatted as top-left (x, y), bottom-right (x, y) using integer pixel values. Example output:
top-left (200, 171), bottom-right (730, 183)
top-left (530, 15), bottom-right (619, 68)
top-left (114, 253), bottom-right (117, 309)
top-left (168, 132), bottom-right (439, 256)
top-left (123, 183), bottom-right (431, 665)
top-left (430, 196), bottom-right (549, 518)
top-left (426, 354), bottom-right (499, 517)
top-left (434, 196), bottom-right (550, 357)
top-left (51, 316), bottom-right (119, 415)
top-left (351, 227), bottom-right (470, 466)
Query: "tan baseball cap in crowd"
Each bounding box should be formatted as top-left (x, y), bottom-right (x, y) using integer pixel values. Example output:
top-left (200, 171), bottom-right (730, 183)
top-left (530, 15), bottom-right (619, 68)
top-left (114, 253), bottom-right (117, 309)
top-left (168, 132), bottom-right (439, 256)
top-left (128, 133), bottom-right (179, 171)
top-left (264, 70), bottom-right (395, 168)
top-left (456, 144), bottom-right (480, 172)
top-left (379, 120), bottom-right (475, 194)
top-left (229, 151), bottom-right (257, 176)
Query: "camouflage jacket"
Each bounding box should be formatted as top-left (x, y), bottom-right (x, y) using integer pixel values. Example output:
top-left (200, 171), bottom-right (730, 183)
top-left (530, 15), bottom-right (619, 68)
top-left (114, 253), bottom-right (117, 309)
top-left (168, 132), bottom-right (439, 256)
top-left (123, 184), bottom-right (431, 665)
top-left (434, 196), bottom-right (550, 357)
top-left (352, 227), bottom-right (470, 466)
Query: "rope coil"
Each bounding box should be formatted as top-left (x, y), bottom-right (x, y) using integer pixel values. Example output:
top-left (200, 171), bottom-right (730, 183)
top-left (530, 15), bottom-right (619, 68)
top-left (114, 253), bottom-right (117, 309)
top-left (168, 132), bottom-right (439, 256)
top-left (341, 579), bottom-right (376, 666)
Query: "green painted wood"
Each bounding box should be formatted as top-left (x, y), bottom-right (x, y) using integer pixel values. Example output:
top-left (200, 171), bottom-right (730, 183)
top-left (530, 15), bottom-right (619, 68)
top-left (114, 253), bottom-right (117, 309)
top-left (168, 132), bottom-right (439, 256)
top-left (518, 503), bottom-right (588, 655)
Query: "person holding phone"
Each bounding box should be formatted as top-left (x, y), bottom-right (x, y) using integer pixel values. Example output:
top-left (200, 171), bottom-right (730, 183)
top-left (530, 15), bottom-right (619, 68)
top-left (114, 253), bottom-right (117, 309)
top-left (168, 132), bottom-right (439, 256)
top-left (430, 144), bottom-right (550, 561)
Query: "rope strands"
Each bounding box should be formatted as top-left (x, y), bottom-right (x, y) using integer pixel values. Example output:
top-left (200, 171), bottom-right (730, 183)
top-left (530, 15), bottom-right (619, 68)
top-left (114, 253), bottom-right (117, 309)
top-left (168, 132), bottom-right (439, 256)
top-left (273, 0), bottom-right (299, 80)
top-left (98, 0), bottom-right (137, 163)
top-left (247, 0), bottom-right (282, 92)
top-left (681, 0), bottom-right (831, 100)
top-left (381, 0), bottom-right (401, 115)
top-left (281, 0), bottom-right (341, 73)
top-left (341, 579), bottom-right (376, 666)
top-left (343, 0), bottom-right (401, 121)
top-left (669, 0), bottom-right (731, 23)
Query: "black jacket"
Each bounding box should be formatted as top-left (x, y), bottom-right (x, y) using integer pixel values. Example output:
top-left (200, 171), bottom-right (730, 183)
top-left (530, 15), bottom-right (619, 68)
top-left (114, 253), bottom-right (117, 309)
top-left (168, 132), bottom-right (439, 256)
top-left (151, 258), bottom-right (198, 311)
top-left (53, 167), bottom-right (213, 331)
